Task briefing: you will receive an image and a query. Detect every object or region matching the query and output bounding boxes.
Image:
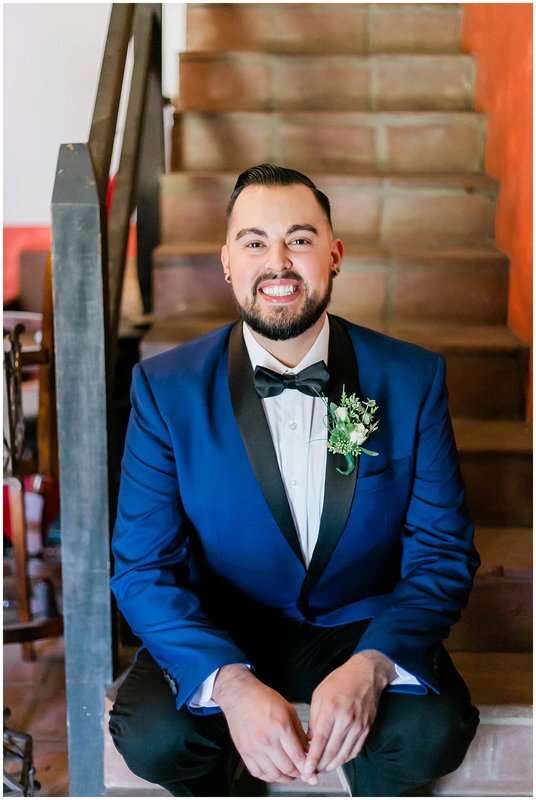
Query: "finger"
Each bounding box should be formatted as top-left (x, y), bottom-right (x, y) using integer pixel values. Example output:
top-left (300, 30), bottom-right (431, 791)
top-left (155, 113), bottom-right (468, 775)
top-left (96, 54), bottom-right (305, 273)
top-left (303, 719), bottom-right (333, 779)
top-left (254, 751), bottom-right (294, 783)
top-left (281, 715), bottom-right (308, 773)
top-left (323, 724), bottom-right (363, 772)
top-left (269, 742), bottom-right (302, 779)
top-left (316, 717), bottom-right (350, 773)
top-left (348, 724), bottom-right (370, 761)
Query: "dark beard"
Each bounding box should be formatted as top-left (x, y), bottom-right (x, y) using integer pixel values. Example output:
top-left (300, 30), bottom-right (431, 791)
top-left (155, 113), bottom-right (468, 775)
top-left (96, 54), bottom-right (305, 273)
top-left (234, 270), bottom-right (333, 341)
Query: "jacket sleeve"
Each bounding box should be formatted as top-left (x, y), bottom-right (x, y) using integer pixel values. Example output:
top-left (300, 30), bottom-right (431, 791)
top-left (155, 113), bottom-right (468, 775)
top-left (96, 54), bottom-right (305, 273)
top-left (110, 362), bottom-right (250, 713)
top-left (353, 354), bottom-right (480, 692)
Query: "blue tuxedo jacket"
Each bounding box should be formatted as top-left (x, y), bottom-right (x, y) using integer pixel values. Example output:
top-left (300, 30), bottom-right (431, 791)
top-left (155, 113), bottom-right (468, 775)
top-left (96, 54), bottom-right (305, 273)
top-left (111, 315), bottom-right (479, 713)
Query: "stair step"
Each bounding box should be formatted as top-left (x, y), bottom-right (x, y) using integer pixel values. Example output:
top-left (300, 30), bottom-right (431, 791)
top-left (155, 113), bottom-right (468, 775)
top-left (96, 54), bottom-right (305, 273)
top-left (476, 526), bottom-right (532, 576)
top-left (386, 322), bottom-right (528, 419)
top-left (433, 704), bottom-right (532, 796)
top-left (178, 52), bottom-right (475, 113)
top-left (453, 419), bottom-right (532, 528)
top-left (153, 242), bottom-right (508, 327)
top-left (174, 111), bottom-right (487, 174)
top-left (450, 571), bottom-right (532, 652)
top-left (140, 320), bottom-right (527, 420)
top-left (104, 653), bottom-right (532, 797)
top-left (186, 4), bottom-right (463, 57)
top-left (153, 243), bottom-right (508, 326)
top-left (450, 652), bottom-right (532, 705)
top-left (161, 172), bottom-right (497, 248)
top-left (452, 527), bottom-right (532, 652)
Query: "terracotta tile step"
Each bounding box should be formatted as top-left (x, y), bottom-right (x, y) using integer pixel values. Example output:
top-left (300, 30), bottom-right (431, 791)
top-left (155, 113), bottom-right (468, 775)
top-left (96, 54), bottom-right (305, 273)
top-left (186, 4), bottom-right (462, 56)
top-left (475, 527), bottom-right (532, 576)
top-left (450, 571), bottom-right (531, 652)
top-left (177, 52), bottom-right (475, 113)
top-left (453, 419), bottom-right (532, 528)
top-left (140, 317), bottom-right (528, 420)
top-left (433, 703), bottom-right (532, 796)
top-left (174, 111), bottom-right (487, 175)
top-left (160, 172), bottom-right (497, 247)
top-left (152, 243), bottom-right (508, 326)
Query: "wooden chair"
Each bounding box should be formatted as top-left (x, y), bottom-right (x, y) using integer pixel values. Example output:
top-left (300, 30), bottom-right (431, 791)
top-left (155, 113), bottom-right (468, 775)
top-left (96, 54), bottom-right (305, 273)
top-left (3, 254), bottom-right (62, 660)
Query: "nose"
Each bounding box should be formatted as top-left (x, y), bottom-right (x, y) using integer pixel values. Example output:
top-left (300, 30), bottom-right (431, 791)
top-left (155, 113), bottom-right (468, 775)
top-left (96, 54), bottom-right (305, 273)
top-left (266, 242), bottom-right (291, 273)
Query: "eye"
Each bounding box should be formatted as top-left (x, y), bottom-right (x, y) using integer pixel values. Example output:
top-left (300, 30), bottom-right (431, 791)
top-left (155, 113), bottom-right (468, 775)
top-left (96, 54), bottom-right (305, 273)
top-left (245, 241), bottom-right (265, 249)
top-left (289, 238), bottom-right (310, 246)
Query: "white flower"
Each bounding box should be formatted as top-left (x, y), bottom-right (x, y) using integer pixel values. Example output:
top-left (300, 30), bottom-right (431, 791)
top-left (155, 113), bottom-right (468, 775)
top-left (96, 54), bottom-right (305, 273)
top-left (335, 406), bottom-right (348, 422)
top-left (349, 423), bottom-right (368, 446)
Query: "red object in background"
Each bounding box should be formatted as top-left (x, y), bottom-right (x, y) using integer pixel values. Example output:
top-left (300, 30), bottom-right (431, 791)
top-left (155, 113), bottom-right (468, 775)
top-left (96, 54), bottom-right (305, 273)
top-left (461, 4), bottom-right (533, 419)
top-left (3, 476), bottom-right (60, 545)
top-left (106, 173), bottom-right (117, 215)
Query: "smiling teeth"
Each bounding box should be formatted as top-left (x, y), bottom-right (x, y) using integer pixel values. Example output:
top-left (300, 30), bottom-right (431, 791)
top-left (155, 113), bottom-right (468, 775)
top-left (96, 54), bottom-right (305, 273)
top-left (261, 285), bottom-right (297, 297)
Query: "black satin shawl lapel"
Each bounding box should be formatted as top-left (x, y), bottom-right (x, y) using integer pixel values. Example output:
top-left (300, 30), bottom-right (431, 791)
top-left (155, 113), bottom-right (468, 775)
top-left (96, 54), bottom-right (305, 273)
top-left (228, 321), bottom-right (305, 565)
top-left (300, 315), bottom-right (360, 597)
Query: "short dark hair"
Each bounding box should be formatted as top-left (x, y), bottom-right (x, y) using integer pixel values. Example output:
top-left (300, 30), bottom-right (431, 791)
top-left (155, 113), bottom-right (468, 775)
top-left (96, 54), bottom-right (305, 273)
top-left (227, 164), bottom-right (333, 229)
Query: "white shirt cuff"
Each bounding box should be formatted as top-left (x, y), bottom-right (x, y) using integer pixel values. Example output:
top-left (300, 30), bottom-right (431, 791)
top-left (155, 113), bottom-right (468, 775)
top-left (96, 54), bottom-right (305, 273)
top-left (189, 664), bottom-right (251, 709)
top-left (391, 663), bottom-right (421, 686)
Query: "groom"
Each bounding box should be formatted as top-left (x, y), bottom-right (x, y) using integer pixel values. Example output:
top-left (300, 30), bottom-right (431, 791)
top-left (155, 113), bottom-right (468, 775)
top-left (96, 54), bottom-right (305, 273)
top-left (109, 164), bottom-right (480, 796)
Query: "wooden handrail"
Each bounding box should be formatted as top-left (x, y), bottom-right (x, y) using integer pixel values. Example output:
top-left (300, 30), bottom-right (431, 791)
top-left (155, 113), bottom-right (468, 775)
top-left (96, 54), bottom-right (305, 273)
top-left (108, 5), bottom-right (154, 347)
top-left (88, 4), bottom-right (134, 204)
top-left (50, 4), bottom-right (164, 794)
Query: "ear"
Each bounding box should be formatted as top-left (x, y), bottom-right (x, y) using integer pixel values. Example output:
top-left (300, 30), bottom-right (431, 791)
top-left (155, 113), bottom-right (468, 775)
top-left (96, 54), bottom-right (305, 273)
top-left (221, 244), bottom-right (231, 283)
top-left (331, 239), bottom-right (344, 276)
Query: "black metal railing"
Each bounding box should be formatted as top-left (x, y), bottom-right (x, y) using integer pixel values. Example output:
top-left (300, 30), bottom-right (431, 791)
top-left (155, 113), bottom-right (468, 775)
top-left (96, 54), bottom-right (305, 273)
top-left (50, 5), bottom-right (164, 795)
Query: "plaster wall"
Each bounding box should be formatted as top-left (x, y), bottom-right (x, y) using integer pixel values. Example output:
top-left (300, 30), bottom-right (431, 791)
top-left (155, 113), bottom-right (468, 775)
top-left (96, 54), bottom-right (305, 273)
top-left (461, 3), bottom-right (533, 416)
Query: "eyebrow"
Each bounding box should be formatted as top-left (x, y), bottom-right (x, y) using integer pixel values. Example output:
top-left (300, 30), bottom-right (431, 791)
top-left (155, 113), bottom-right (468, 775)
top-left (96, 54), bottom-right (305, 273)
top-left (235, 227), bottom-right (267, 240)
top-left (235, 223), bottom-right (319, 241)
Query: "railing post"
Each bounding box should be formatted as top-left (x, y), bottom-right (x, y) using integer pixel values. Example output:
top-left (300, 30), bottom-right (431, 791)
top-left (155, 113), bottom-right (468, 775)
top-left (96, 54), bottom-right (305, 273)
top-left (51, 143), bottom-right (113, 797)
top-left (136, 4), bottom-right (164, 315)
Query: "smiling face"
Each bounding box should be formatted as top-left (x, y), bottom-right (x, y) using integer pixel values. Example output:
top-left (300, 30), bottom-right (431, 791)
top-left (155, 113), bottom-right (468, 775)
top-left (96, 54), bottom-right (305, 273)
top-left (221, 183), bottom-right (343, 341)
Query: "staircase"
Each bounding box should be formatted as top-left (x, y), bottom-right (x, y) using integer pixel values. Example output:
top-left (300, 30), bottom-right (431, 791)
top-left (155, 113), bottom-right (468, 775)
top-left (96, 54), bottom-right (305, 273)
top-left (105, 4), bottom-right (532, 796)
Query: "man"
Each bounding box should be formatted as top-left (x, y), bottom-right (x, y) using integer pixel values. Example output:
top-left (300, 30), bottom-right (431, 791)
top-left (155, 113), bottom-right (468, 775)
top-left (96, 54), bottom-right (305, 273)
top-left (109, 164), bottom-right (480, 796)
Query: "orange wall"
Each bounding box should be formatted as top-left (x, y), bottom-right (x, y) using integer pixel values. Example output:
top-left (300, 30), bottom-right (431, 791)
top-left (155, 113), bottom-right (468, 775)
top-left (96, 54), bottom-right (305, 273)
top-left (461, 4), bottom-right (532, 418)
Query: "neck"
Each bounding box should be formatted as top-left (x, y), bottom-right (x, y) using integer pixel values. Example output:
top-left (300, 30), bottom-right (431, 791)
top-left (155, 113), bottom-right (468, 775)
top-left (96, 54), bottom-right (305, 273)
top-left (247, 313), bottom-right (327, 368)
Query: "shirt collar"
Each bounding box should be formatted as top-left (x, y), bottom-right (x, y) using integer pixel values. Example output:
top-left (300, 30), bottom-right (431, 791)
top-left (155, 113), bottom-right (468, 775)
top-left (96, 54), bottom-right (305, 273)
top-left (242, 316), bottom-right (330, 375)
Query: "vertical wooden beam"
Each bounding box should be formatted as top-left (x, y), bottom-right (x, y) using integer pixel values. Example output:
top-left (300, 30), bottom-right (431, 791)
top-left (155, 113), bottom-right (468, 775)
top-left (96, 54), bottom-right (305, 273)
top-left (107, 5), bottom-right (153, 347)
top-left (51, 143), bottom-right (112, 797)
top-left (136, 5), bottom-right (164, 315)
top-left (37, 253), bottom-right (59, 478)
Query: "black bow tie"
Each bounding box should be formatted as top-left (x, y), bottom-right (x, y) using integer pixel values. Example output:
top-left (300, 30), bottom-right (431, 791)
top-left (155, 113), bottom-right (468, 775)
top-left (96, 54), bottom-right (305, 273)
top-left (254, 361), bottom-right (330, 399)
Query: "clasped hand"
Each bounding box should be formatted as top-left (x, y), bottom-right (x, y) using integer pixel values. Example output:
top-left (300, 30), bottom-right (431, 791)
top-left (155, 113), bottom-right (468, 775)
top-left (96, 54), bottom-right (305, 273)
top-left (213, 651), bottom-right (394, 785)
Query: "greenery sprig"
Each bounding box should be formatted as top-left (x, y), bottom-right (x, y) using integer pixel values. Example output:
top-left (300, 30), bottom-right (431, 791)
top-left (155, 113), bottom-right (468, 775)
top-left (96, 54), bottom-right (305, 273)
top-left (321, 388), bottom-right (380, 476)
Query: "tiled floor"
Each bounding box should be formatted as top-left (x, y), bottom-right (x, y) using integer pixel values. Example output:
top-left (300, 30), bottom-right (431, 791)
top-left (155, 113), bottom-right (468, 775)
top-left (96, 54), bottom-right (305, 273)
top-left (4, 638), bottom-right (69, 796)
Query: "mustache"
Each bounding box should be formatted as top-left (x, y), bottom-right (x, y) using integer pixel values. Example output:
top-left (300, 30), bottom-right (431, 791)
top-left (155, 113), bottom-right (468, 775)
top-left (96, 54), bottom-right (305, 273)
top-left (252, 270), bottom-right (305, 295)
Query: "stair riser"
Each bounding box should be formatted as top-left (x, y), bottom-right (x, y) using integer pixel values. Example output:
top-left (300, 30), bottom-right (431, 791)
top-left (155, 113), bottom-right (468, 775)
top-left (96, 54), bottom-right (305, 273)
top-left (441, 352), bottom-right (527, 419)
top-left (460, 454), bottom-right (532, 527)
top-left (448, 576), bottom-right (532, 651)
top-left (187, 4), bottom-right (462, 56)
top-left (179, 54), bottom-right (475, 113)
top-left (161, 179), bottom-right (496, 248)
top-left (153, 256), bottom-right (508, 326)
top-left (432, 708), bottom-right (532, 796)
top-left (174, 113), bottom-right (486, 175)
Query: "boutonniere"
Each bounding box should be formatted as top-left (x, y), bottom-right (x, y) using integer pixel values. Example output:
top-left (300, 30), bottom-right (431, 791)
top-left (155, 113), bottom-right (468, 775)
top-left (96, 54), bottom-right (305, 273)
top-left (321, 388), bottom-right (380, 476)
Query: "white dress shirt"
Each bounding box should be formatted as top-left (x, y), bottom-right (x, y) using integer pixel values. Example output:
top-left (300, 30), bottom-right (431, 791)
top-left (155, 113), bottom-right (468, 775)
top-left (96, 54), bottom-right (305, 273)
top-left (190, 317), bottom-right (419, 708)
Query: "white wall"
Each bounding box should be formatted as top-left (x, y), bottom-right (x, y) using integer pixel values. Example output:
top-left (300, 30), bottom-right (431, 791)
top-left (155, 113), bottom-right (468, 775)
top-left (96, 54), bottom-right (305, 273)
top-left (3, 3), bottom-right (186, 226)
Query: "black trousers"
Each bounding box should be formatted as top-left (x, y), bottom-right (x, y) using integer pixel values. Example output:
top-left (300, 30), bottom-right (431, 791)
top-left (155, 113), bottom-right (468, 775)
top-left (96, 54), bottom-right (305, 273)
top-left (109, 618), bottom-right (479, 797)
